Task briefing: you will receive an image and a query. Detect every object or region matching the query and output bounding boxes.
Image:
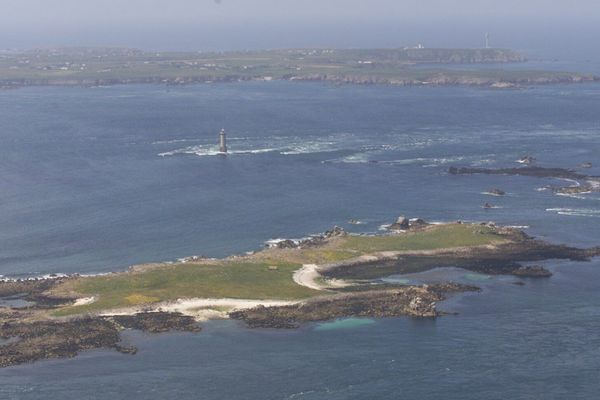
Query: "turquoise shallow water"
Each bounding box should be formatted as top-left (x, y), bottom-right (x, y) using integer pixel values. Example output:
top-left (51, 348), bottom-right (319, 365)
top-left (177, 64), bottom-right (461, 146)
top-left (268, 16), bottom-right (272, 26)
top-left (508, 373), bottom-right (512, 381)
top-left (314, 318), bottom-right (377, 331)
top-left (0, 81), bottom-right (599, 398)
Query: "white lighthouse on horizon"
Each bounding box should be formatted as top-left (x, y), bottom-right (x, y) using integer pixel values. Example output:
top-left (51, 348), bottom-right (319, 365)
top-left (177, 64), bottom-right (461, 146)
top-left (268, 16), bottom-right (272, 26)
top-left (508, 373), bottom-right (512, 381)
top-left (219, 128), bottom-right (227, 154)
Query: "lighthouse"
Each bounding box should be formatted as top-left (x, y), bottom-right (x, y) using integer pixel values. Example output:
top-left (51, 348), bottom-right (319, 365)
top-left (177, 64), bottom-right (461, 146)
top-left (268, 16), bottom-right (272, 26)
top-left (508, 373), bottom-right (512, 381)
top-left (219, 129), bottom-right (227, 153)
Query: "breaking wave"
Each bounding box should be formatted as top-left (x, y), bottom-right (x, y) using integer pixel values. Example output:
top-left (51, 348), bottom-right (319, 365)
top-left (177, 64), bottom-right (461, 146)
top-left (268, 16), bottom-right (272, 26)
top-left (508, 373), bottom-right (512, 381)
top-left (546, 208), bottom-right (600, 217)
top-left (156, 133), bottom-right (466, 160)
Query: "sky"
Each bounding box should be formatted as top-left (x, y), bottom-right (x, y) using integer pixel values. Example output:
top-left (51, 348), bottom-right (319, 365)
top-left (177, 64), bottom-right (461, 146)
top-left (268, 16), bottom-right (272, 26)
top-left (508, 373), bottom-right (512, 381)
top-left (2, 0), bottom-right (599, 55)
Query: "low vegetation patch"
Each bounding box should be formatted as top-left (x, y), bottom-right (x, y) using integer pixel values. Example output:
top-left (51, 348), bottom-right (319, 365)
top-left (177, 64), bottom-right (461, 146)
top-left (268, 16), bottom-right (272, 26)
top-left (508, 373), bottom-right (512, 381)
top-left (339, 224), bottom-right (504, 253)
top-left (55, 261), bottom-right (318, 316)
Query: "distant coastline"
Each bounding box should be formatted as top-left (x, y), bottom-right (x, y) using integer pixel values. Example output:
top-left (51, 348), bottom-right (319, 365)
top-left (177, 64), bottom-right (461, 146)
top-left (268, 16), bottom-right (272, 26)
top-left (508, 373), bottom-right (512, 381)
top-left (1, 47), bottom-right (597, 89)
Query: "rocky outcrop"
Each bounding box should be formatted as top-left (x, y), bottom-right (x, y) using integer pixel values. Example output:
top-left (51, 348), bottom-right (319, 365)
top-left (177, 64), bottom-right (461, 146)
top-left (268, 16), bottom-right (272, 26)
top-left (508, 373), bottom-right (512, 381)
top-left (109, 312), bottom-right (201, 334)
top-left (512, 265), bottom-right (553, 277)
top-left (409, 218), bottom-right (429, 229)
top-left (0, 312), bottom-right (200, 368)
top-left (0, 316), bottom-right (121, 368)
top-left (518, 156), bottom-right (536, 165)
top-left (388, 216), bottom-right (429, 231)
top-left (229, 283), bottom-right (479, 329)
top-left (449, 165), bottom-right (600, 195)
top-left (449, 165), bottom-right (587, 180)
top-left (0, 277), bottom-right (77, 307)
top-left (269, 227), bottom-right (346, 250)
top-left (389, 216), bottom-right (410, 230)
top-left (324, 226), bottom-right (346, 238)
top-left (488, 188), bottom-right (506, 196)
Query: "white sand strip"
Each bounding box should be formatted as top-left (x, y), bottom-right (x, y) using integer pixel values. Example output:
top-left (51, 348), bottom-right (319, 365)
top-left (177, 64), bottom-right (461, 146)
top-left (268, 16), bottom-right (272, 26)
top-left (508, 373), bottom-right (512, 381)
top-left (293, 264), bottom-right (323, 290)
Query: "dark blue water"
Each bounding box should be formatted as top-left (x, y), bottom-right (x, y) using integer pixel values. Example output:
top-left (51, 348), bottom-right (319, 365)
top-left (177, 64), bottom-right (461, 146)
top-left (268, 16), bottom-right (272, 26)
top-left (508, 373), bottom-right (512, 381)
top-left (0, 81), bottom-right (599, 398)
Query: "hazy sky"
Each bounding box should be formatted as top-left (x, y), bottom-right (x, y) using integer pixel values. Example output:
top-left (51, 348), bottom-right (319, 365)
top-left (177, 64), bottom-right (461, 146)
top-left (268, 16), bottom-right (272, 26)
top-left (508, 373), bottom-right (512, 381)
top-left (2, 0), bottom-right (599, 53)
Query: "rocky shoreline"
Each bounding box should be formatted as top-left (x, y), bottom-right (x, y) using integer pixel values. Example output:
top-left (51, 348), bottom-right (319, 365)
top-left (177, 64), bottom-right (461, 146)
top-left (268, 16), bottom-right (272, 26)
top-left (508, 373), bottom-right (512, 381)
top-left (229, 283), bottom-right (478, 329)
top-left (319, 231), bottom-right (598, 281)
top-left (2, 71), bottom-right (598, 90)
top-left (290, 72), bottom-right (599, 88)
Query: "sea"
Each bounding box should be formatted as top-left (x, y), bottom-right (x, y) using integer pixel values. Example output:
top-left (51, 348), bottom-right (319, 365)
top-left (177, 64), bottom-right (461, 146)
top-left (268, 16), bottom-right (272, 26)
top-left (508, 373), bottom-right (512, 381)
top-left (0, 62), bottom-right (599, 399)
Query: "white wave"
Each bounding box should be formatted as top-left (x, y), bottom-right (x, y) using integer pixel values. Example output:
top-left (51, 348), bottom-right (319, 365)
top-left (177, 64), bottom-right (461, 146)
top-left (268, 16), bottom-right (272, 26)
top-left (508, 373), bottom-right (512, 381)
top-left (470, 158), bottom-right (496, 166)
top-left (159, 145), bottom-right (280, 157)
top-left (158, 132), bottom-right (461, 160)
top-left (279, 141), bottom-right (338, 155)
top-left (264, 236), bottom-right (314, 248)
top-left (546, 208), bottom-right (600, 217)
top-left (152, 138), bottom-right (200, 145)
top-left (0, 273), bottom-right (70, 283)
top-left (556, 193), bottom-right (590, 200)
top-left (588, 179), bottom-right (600, 189)
top-left (388, 156), bottom-right (467, 165)
top-left (481, 191), bottom-right (509, 197)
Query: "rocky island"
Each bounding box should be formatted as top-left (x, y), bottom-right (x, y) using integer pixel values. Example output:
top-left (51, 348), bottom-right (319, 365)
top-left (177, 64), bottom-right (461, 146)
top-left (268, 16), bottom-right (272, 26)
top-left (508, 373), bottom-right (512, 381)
top-left (449, 164), bottom-right (600, 195)
top-left (0, 47), bottom-right (597, 90)
top-left (0, 219), bottom-right (599, 368)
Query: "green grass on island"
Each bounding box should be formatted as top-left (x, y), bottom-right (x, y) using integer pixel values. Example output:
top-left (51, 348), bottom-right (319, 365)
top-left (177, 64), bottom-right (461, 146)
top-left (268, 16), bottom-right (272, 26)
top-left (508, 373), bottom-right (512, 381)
top-left (55, 261), bottom-right (318, 316)
top-left (54, 223), bottom-right (506, 316)
top-left (339, 224), bottom-right (504, 253)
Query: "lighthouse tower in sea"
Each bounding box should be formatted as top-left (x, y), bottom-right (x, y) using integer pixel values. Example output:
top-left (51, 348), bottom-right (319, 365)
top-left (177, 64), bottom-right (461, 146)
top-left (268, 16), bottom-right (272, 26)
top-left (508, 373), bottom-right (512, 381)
top-left (219, 129), bottom-right (227, 153)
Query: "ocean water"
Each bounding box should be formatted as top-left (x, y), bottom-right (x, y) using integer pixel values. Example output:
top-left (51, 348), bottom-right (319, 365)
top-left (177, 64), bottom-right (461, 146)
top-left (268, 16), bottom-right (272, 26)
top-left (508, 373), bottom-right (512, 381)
top-left (0, 80), bottom-right (599, 398)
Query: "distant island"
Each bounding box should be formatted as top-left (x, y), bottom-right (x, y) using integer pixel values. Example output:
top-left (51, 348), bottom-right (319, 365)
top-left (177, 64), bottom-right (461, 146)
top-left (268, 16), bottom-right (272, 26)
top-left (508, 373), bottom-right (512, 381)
top-left (0, 47), bottom-right (597, 89)
top-left (1, 218), bottom-right (599, 367)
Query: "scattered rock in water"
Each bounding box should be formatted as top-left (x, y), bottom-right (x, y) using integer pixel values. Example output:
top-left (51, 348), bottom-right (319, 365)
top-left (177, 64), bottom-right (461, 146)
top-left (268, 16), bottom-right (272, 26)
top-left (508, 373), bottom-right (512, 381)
top-left (487, 188), bottom-right (506, 196)
top-left (518, 156), bottom-right (536, 165)
top-left (580, 162), bottom-right (593, 169)
top-left (512, 281), bottom-right (526, 286)
top-left (512, 265), bottom-right (553, 278)
top-left (483, 202), bottom-right (494, 209)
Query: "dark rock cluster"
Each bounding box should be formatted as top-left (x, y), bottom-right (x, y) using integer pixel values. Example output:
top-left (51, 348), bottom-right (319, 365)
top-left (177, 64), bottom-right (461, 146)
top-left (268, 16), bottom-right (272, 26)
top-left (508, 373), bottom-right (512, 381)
top-left (270, 226), bottom-right (347, 249)
top-left (0, 312), bottom-right (200, 368)
top-left (229, 283), bottom-right (479, 329)
top-left (388, 216), bottom-right (429, 231)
